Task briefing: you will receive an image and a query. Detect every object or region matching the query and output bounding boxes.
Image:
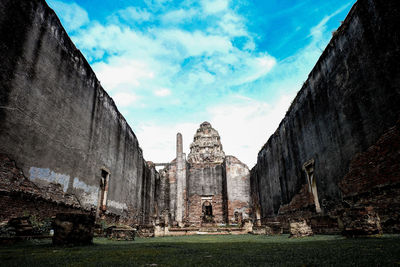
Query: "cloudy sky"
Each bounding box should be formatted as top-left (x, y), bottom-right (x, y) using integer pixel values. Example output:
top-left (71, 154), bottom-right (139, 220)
top-left (47, 0), bottom-right (355, 168)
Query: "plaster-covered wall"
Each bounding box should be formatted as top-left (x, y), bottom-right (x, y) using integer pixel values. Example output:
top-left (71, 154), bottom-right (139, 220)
top-left (0, 0), bottom-right (157, 223)
top-left (251, 0), bottom-right (400, 218)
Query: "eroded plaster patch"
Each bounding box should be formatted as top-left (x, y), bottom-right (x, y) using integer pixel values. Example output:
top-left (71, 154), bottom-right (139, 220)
top-left (107, 200), bottom-right (128, 211)
top-left (29, 167), bottom-right (70, 192)
top-left (73, 177), bottom-right (99, 206)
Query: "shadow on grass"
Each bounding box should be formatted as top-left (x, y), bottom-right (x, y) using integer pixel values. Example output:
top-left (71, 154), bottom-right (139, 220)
top-left (1, 235), bottom-right (400, 266)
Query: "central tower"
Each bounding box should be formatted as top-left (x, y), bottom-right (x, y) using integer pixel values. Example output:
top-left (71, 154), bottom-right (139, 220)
top-left (158, 121), bottom-right (251, 227)
top-left (188, 121), bottom-right (225, 164)
top-left (186, 122), bottom-right (227, 224)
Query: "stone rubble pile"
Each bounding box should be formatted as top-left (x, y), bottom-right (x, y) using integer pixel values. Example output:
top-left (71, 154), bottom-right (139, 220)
top-left (341, 206), bottom-right (382, 237)
top-left (289, 220), bottom-right (313, 238)
top-left (52, 213), bottom-right (95, 245)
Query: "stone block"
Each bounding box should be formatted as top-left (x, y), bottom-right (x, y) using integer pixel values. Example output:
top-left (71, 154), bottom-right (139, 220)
top-left (136, 225), bottom-right (155, 237)
top-left (106, 225), bottom-right (135, 241)
top-left (289, 220), bottom-right (313, 238)
top-left (52, 213), bottom-right (94, 246)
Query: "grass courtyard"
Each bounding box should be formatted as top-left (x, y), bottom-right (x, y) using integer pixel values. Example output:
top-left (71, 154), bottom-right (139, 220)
top-left (1, 234), bottom-right (400, 266)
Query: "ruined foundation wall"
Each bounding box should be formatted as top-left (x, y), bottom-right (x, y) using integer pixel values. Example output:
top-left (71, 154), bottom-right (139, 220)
top-left (251, 0), bottom-right (400, 219)
top-left (0, 0), bottom-right (157, 223)
top-left (225, 156), bottom-right (251, 223)
top-left (187, 194), bottom-right (225, 225)
top-left (339, 120), bottom-right (400, 232)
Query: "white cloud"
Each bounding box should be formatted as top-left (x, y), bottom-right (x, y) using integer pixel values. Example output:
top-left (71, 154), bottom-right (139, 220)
top-left (135, 122), bottom-right (200, 163)
top-left (233, 54), bottom-right (276, 85)
top-left (134, 94), bottom-right (294, 168)
top-left (73, 23), bottom-right (168, 61)
top-left (161, 8), bottom-right (197, 24)
top-left (112, 92), bottom-right (138, 107)
top-left (49, 0), bottom-right (350, 169)
top-left (134, 3), bottom-right (350, 168)
top-left (217, 12), bottom-right (247, 37)
top-left (69, 3), bottom-right (275, 107)
top-left (154, 88), bottom-right (171, 97)
top-left (117, 7), bottom-right (152, 23)
top-left (158, 29), bottom-right (233, 57)
top-left (47, 0), bottom-right (89, 31)
top-left (201, 0), bottom-right (229, 14)
top-left (208, 94), bottom-right (295, 168)
top-left (93, 58), bottom-right (155, 91)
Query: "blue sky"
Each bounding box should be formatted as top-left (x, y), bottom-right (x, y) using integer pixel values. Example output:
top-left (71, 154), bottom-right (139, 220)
top-left (47, 0), bottom-right (355, 168)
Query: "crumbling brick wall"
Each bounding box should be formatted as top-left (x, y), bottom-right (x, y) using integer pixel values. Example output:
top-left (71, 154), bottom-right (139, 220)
top-left (0, 154), bottom-right (86, 222)
top-left (225, 156), bottom-right (251, 224)
top-left (187, 194), bottom-right (225, 225)
top-left (339, 120), bottom-right (400, 232)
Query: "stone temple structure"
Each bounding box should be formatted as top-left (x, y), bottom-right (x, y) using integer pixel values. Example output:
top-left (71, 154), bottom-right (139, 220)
top-left (157, 122), bottom-right (251, 227)
top-left (1, 0), bottom-right (399, 238)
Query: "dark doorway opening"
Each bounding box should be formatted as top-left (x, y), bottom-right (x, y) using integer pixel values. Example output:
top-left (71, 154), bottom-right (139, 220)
top-left (202, 201), bottom-right (213, 223)
top-left (205, 205), bottom-right (212, 216)
top-left (98, 169), bottom-right (110, 219)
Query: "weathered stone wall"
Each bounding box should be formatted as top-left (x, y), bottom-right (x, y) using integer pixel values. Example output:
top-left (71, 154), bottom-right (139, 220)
top-left (251, 0), bottom-right (400, 223)
top-left (187, 164), bottom-right (225, 197)
top-left (187, 163), bottom-right (227, 224)
top-left (0, 0), bottom-right (157, 224)
top-left (159, 161), bottom-right (177, 223)
top-left (157, 122), bottom-right (252, 227)
top-left (225, 156), bottom-right (251, 223)
top-left (139, 162), bottom-right (158, 225)
top-left (156, 166), bottom-right (170, 223)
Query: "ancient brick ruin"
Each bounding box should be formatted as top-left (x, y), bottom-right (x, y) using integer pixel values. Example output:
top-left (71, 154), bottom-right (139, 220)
top-left (1, 0), bottom-right (399, 238)
top-left (157, 122), bottom-right (250, 227)
top-left (250, 0), bottom-right (400, 235)
top-left (0, 0), bottom-right (158, 226)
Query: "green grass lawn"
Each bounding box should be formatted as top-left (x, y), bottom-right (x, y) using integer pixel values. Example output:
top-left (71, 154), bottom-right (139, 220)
top-left (1, 234), bottom-right (400, 266)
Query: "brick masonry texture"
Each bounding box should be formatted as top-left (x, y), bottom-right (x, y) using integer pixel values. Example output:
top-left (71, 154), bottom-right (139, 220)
top-left (158, 123), bottom-right (251, 226)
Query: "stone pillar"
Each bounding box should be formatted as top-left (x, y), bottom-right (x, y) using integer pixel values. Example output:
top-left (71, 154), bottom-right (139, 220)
top-left (176, 133), bottom-right (185, 226)
top-left (177, 133), bottom-right (183, 156)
